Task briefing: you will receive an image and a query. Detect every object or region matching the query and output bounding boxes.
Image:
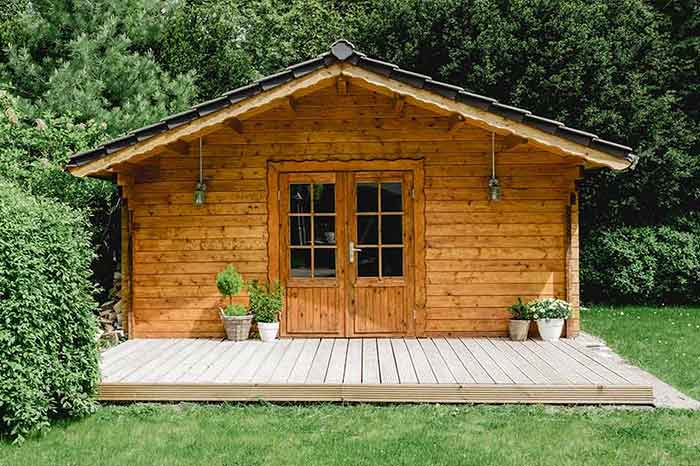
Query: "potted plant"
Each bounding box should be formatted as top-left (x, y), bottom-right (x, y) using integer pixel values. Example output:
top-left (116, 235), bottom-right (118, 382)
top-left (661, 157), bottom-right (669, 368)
top-left (249, 280), bottom-right (284, 342)
top-left (216, 265), bottom-right (252, 341)
top-left (508, 297), bottom-right (531, 341)
top-left (528, 298), bottom-right (572, 342)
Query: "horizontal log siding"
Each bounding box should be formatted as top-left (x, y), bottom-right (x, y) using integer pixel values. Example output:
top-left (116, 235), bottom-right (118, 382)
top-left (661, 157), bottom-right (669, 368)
top-left (125, 85), bottom-right (581, 338)
top-left (423, 149), bottom-right (577, 336)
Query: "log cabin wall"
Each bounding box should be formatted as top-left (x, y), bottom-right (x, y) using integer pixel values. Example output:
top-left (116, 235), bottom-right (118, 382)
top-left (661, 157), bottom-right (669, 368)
top-left (123, 84), bottom-right (582, 338)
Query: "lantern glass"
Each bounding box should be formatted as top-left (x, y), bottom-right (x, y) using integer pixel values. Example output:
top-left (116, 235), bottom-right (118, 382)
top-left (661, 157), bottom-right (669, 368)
top-left (194, 182), bottom-right (206, 206)
top-left (488, 178), bottom-right (500, 201)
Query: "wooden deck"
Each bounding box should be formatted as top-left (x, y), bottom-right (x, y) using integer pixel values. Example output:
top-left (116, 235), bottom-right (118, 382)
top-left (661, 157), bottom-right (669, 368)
top-left (99, 338), bottom-right (654, 405)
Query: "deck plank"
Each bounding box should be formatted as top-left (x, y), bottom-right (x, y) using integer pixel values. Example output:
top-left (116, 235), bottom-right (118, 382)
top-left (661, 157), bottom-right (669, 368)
top-left (100, 340), bottom-right (146, 368)
top-left (362, 338), bottom-right (380, 384)
top-left (344, 339), bottom-right (363, 383)
top-left (535, 340), bottom-right (609, 384)
top-left (253, 339), bottom-right (292, 383)
top-left (446, 338), bottom-right (493, 384)
top-left (324, 339), bottom-right (348, 384)
top-left (404, 338), bottom-right (437, 384)
top-left (432, 338), bottom-right (475, 384)
top-left (161, 340), bottom-right (222, 383)
top-left (489, 338), bottom-right (548, 384)
top-left (524, 339), bottom-right (590, 384)
top-left (196, 341), bottom-right (246, 382)
top-left (476, 339), bottom-right (531, 384)
top-left (120, 339), bottom-right (198, 383)
top-left (558, 340), bottom-right (631, 384)
top-left (377, 339), bottom-right (399, 384)
top-left (269, 339), bottom-right (306, 383)
top-left (102, 339), bottom-right (178, 381)
top-left (419, 338), bottom-right (455, 383)
top-left (287, 338), bottom-right (320, 383)
top-left (176, 340), bottom-right (230, 383)
top-left (229, 341), bottom-right (277, 383)
top-left (390, 338), bottom-right (418, 384)
top-left (504, 340), bottom-right (571, 384)
top-left (460, 338), bottom-right (511, 384)
top-left (306, 339), bottom-right (334, 383)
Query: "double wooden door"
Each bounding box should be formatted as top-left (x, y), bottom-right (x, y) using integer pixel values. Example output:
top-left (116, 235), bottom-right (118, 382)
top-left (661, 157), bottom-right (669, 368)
top-left (279, 171), bottom-right (415, 337)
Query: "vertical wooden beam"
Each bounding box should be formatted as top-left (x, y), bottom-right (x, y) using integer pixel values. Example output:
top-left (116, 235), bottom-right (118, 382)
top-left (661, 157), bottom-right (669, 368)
top-left (413, 161), bottom-right (427, 337)
top-left (565, 191), bottom-right (580, 338)
top-left (336, 77), bottom-right (348, 96)
top-left (393, 95), bottom-right (405, 113)
top-left (285, 96), bottom-right (297, 112)
top-left (119, 197), bottom-right (135, 339)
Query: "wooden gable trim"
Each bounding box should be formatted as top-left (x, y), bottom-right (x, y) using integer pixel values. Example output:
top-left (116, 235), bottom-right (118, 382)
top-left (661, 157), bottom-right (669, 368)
top-left (340, 65), bottom-right (629, 170)
top-left (69, 61), bottom-right (629, 177)
top-left (68, 64), bottom-right (342, 177)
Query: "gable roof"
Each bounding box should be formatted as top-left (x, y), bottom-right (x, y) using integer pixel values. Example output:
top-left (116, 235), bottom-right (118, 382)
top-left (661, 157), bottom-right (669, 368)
top-left (67, 39), bottom-right (637, 176)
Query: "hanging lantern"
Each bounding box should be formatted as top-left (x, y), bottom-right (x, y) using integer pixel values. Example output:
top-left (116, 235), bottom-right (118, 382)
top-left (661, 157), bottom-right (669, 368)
top-left (194, 137), bottom-right (206, 206)
top-left (194, 181), bottom-right (206, 206)
top-left (488, 177), bottom-right (501, 201)
top-left (488, 132), bottom-right (501, 202)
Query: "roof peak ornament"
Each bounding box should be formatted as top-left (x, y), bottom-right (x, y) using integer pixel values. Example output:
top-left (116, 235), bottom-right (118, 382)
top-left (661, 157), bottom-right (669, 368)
top-left (330, 39), bottom-right (355, 61)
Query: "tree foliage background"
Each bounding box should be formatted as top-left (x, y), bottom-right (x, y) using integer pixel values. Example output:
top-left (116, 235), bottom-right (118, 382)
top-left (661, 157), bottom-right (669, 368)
top-left (1, 0), bottom-right (698, 305)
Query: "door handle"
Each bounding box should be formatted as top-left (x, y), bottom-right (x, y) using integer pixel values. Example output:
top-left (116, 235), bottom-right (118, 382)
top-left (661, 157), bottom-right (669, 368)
top-left (349, 241), bottom-right (362, 263)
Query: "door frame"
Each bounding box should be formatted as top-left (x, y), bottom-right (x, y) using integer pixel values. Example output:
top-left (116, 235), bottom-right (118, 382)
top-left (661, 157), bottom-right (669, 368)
top-left (268, 159), bottom-right (426, 337)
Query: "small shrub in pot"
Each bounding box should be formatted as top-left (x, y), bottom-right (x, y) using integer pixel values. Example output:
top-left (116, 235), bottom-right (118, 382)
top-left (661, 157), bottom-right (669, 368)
top-left (249, 280), bottom-right (284, 342)
top-left (528, 298), bottom-right (572, 341)
top-left (508, 297), bottom-right (531, 341)
top-left (216, 265), bottom-right (252, 341)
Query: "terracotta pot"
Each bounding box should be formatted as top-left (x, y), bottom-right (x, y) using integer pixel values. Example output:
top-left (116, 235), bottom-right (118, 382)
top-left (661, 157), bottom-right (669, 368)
top-left (220, 313), bottom-right (253, 341)
top-left (537, 318), bottom-right (564, 341)
top-left (508, 319), bottom-right (530, 341)
top-left (258, 322), bottom-right (279, 342)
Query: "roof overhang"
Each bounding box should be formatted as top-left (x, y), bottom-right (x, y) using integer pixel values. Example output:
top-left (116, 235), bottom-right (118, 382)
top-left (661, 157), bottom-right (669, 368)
top-left (67, 40), bottom-right (636, 177)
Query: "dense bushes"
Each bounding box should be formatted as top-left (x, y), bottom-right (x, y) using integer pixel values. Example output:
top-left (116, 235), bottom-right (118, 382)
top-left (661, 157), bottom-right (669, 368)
top-left (582, 225), bottom-right (700, 305)
top-left (0, 182), bottom-right (99, 442)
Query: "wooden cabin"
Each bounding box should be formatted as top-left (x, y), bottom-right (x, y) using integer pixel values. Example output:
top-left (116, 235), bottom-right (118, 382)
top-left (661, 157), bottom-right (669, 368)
top-left (68, 40), bottom-right (636, 340)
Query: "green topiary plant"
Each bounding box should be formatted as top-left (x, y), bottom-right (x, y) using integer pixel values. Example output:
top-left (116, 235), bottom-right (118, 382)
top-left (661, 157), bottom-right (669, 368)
top-left (528, 298), bottom-right (572, 320)
top-left (216, 264), bottom-right (247, 312)
top-left (248, 280), bottom-right (284, 323)
top-left (221, 303), bottom-right (247, 317)
top-left (508, 297), bottom-right (531, 320)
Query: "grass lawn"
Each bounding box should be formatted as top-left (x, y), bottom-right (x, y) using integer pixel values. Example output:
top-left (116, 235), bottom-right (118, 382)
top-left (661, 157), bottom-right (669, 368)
top-left (1, 404), bottom-right (699, 466)
top-left (2, 305), bottom-right (699, 465)
top-left (582, 306), bottom-right (700, 400)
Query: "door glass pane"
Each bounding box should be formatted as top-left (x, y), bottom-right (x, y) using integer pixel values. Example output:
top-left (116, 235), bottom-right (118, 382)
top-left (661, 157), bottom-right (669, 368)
top-left (381, 215), bottom-right (403, 245)
top-left (290, 249), bottom-right (311, 277)
top-left (358, 247), bottom-right (379, 277)
top-left (381, 182), bottom-right (402, 212)
top-left (290, 216), bottom-right (311, 246)
top-left (382, 247), bottom-right (403, 277)
top-left (357, 183), bottom-right (378, 212)
top-left (313, 184), bottom-right (335, 213)
top-left (357, 215), bottom-right (378, 245)
top-left (314, 216), bottom-right (335, 245)
top-left (314, 249), bottom-right (336, 277)
top-left (290, 184), bottom-right (311, 213)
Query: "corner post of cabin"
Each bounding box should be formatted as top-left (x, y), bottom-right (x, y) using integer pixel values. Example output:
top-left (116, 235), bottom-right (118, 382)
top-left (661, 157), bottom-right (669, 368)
top-left (117, 173), bottom-right (135, 339)
top-left (565, 190), bottom-right (580, 337)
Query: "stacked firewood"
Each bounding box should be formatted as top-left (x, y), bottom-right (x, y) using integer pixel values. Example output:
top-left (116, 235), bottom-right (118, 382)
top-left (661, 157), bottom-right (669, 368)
top-left (96, 272), bottom-right (125, 346)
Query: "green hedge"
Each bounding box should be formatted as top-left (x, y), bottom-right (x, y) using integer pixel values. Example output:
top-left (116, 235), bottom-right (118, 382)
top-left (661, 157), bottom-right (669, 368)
top-left (582, 225), bottom-right (700, 305)
top-left (0, 182), bottom-right (99, 442)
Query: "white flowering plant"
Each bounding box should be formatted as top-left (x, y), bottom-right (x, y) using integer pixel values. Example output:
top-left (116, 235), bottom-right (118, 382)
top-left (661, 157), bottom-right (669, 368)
top-left (527, 298), bottom-right (571, 320)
